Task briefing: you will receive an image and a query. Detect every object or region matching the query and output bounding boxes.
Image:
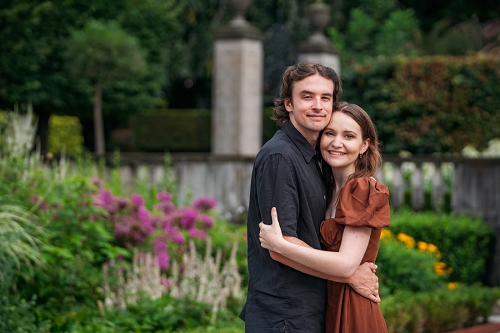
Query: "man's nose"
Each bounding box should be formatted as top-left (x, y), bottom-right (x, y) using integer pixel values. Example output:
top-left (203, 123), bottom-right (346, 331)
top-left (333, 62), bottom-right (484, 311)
top-left (312, 97), bottom-right (322, 110)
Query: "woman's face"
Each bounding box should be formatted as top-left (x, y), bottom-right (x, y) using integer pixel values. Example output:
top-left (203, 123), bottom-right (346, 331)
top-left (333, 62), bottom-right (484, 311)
top-left (320, 111), bottom-right (370, 173)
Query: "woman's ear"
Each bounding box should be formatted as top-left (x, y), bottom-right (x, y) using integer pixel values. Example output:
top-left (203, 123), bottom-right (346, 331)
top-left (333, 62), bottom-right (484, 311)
top-left (361, 138), bottom-right (370, 154)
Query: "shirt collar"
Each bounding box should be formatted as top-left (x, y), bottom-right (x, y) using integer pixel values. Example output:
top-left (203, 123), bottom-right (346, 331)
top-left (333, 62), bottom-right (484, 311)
top-left (281, 121), bottom-right (319, 163)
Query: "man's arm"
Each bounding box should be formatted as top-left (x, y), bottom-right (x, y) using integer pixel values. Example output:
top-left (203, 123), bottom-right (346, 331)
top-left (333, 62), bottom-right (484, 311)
top-left (269, 236), bottom-right (380, 303)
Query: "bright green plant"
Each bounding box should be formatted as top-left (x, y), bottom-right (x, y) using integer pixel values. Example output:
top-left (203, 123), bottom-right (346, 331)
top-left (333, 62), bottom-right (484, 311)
top-left (377, 228), bottom-right (447, 295)
top-left (389, 209), bottom-right (495, 284)
top-left (48, 115), bottom-right (84, 155)
top-left (381, 285), bottom-right (500, 333)
top-left (0, 203), bottom-right (49, 333)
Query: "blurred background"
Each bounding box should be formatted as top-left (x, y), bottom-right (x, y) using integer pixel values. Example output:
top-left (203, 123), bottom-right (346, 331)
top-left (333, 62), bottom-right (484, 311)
top-left (1, 0), bottom-right (499, 156)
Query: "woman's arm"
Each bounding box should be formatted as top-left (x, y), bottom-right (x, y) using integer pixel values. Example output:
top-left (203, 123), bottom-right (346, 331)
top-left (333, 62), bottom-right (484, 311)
top-left (260, 207), bottom-right (371, 278)
top-left (272, 237), bottom-right (380, 303)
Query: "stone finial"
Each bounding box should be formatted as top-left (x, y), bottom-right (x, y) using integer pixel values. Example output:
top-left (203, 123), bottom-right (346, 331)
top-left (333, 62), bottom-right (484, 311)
top-left (215, 0), bottom-right (262, 40)
top-left (299, 0), bottom-right (337, 54)
top-left (229, 0), bottom-right (251, 23)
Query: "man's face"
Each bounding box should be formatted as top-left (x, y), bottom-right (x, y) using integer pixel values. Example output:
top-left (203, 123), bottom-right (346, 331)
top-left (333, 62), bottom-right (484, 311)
top-left (284, 74), bottom-right (334, 146)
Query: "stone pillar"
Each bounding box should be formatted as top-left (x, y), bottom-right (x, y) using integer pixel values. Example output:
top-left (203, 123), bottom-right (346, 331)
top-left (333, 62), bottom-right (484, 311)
top-left (212, 0), bottom-right (263, 157)
top-left (297, 0), bottom-right (340, 75)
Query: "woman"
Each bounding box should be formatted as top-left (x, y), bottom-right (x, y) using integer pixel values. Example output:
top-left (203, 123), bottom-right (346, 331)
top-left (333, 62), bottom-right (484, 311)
top-left (259, 102), bottom-right (390, 333)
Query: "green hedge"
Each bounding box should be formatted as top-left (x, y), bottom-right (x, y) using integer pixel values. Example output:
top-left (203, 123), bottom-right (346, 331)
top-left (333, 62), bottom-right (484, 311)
top-left (131, 109), bottom-right (211, 152)
top-left (128, 108), bottom-right (279, 153)
top-left (343, 54), bottom-right (500, 154)
top-left (388, 209), bottom-right (496, 284)
top-left (48, 115), bottom-right (84, 155)
top-left (381, 285), bottom-right (500, 333)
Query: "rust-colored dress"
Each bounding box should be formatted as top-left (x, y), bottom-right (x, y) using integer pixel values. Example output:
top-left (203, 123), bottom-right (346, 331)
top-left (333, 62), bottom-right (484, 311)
top-left (320, 177), bottom-right (390, 333)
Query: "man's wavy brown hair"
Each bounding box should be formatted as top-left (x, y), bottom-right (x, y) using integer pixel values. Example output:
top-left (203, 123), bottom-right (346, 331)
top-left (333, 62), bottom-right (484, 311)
top-left (272, 62), bottom-right (342, 126)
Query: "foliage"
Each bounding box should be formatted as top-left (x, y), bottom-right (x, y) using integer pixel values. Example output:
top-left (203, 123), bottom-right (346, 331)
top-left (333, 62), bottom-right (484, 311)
top-left (388, 209), bottom-right (495, 285)
top-left (0, 0), bottom-right (182, 142)
top-left (72, 297), bottom-right (244, 333)
top-left (65, 20), bottom-right (147, 86)
top-left (48, 115), bottom-right (84, 155)
top-left (376, 228), bottom-right (447, 295)
top-left (342, 54), bottom-right (500, 154)
top-left (130, 109), bottom-right (211, 152)
top-left (327, 0), bottom-right (420, 62)
top-left (0, 202), bottom-right (49, 333)
top-left (381, 285), bottom-right (500, 333)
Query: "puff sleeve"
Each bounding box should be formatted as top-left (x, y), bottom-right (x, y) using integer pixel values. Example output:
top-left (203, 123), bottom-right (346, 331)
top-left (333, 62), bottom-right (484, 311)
top-left (333, 177), bottom-right (390, 229)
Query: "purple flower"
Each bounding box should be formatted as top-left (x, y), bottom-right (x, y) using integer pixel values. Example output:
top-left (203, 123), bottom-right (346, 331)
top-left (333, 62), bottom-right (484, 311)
top-left (153, 238), bottom-right (166, 253)
top-left (188, 228), bottom-right (207, 241)
top-left (157, 191), bottom-right (172, 202)
top-left (157, 201), bottom-right (175, 215)
top-left (200, 214), bottom-right (215, 229)
top-left (131, 194), bottom-right (145, 207)
top-left (137, 206), bottom-right (154, 234)
top-left (169, 227), bottom-right (185, 244)
top-left (92, 177), bottom-right (103, 189)
top-left (180, 208), bottom-right (198, 229)
top-left (156, 250), bottom-right (170, 271)
top-left (192, 196), bottom-right (217, 211)
top-left (94, 190), bottom-right (118, 213)
top-left (29, 194), bottom-right (39, 204)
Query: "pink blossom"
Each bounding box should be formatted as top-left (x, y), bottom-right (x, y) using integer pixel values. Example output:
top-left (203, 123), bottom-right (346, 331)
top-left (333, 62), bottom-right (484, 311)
top-left (94, 189), bottom-right (118, 213)
top-left (157, 191), bottom-right (172, 202)
top-left (157, 201), bottom-right (175, 215)
top-left (200, 214), bottom-right (215, 229)
top-left (188, 228), bottom-right (207, 240)
top-left (161, 277), bottom-right (171, 288)
top-left (29, 194), bottom-right (39, 204)
top-left (168, 227), bottom-right (185, 244)
top-left (92, 177), bottom-right (103, 189)
top-left (192, 196), bottom-right (217, 211)
top-left (137, 206), bottom-right (154, 234)
top-left (131, 194), bottom-right (145, 207)
top-left (180, 208), bottom-right (198, 229)
top-left (156, 250), bottom-right (170, 271)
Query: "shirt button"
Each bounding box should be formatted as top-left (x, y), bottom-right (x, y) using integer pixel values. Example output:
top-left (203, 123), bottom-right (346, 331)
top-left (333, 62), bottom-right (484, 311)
top-left (324, 196), bottom-right (326, 200)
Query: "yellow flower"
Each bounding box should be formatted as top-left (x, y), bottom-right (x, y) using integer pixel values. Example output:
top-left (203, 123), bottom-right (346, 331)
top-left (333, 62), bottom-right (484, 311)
top-left (397, 233), bottom-right (415, 248)
top-left (427, 243), bottom-right (440, 256)
top-left (447, 282), bottom-right (458, 290)
top-left (434, 261), bottom-right (450, 276)
top-left (381, 229), bottom-right (393, 240)
top-left (417, 241), bottom-right (428, 252)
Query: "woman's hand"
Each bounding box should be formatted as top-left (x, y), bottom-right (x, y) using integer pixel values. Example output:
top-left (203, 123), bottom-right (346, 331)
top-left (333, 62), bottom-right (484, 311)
top-left (259, 207), bottom-right (286, 252)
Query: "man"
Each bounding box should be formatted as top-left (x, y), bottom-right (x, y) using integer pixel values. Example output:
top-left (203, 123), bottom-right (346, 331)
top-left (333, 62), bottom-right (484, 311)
top-left (240, 62), bottom-right (379, 333)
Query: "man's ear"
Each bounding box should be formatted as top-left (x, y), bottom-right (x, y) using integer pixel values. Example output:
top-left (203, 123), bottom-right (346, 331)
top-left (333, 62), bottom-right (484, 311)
top-left (284, 98), bottom-right (293, 112)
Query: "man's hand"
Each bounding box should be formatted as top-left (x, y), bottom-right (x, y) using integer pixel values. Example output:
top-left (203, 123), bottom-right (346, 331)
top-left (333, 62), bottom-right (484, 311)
top-left (346, 262), bottom-right (380, 303)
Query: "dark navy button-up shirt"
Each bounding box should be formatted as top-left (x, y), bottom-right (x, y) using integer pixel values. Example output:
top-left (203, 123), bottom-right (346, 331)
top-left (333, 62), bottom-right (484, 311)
top-left (240, 121), bottom-right (327, 333)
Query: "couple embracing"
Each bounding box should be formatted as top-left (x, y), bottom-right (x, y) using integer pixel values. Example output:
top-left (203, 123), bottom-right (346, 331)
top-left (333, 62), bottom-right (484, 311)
top-left (240, 62), bottom-right (390, 333)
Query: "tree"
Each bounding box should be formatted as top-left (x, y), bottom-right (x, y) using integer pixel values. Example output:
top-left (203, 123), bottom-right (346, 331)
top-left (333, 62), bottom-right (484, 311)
top-left (64, 20), bottom-right (146, 155)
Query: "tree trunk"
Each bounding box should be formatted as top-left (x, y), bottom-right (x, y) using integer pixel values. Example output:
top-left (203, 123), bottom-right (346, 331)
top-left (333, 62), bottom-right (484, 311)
top-left (93, 81), bottom-right (105, 156)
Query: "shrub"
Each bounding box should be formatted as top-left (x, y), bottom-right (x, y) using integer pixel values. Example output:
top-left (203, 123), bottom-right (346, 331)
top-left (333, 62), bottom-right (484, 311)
top-left (131, 109), bottom-right (211, 152)
top-left (377, 229), bottom-right (446, 295)
top-left (48, 115), bottom-right (84, 155)
top-left (342, 54), bottom-right (500, 153)
top-left (381, 285), bottom-right (500, 333)
top-left (388, 209), bottom-right (495, 284)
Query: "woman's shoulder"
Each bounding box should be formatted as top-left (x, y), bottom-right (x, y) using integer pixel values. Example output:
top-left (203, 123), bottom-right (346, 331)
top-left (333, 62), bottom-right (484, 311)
top-left (335, 177), bottom-right (390, 229)
top-left (341, 177), bottom-right (389, 196)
